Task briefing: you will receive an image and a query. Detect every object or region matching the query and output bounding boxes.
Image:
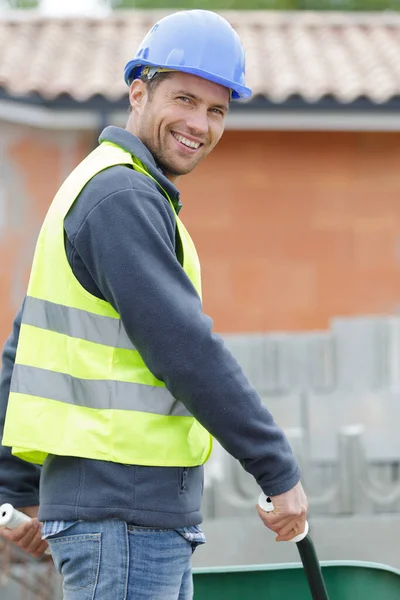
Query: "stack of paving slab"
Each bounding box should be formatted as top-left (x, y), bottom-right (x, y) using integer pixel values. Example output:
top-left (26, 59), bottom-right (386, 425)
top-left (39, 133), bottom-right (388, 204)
top-left (202, 315), bottom-right (400, 519)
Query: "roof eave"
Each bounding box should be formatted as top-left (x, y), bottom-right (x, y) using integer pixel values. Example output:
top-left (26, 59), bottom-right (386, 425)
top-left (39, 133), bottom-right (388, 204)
top-left (227, 110), bottom-right (400, 132)
top-left (1, 94), bottom-right (400, 132)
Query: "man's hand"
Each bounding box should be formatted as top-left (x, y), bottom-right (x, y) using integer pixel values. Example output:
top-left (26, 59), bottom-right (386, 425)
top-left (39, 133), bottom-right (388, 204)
top-left (0, 505), bottom-right (48, 558)
top-left (256, 481), bottom-right (308, 541)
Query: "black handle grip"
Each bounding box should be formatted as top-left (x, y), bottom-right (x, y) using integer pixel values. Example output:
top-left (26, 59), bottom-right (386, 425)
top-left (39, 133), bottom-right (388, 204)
top-left (296, 536), bottom-right (330, 600)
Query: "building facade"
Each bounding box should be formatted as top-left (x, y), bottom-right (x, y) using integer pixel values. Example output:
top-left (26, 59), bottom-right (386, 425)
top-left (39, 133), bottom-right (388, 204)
top-left (1, 10), bottom-right (400, 345)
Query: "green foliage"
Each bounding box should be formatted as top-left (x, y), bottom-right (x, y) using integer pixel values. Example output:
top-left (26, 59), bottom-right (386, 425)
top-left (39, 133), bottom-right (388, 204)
top-left (5, 0), bottom-right (400, 12)
top-left (112, 0), bottom-right (400, 9)
top-left (5, 0), bottom-right (39, 7)
top-left (111, 0), bottom-right (297, 7)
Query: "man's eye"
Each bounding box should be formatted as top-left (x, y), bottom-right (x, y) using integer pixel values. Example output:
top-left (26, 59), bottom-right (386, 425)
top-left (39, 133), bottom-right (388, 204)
top-left (177, 96), bottom-right (191, 103)
top-left (209, 107), bottom-right (225, 117)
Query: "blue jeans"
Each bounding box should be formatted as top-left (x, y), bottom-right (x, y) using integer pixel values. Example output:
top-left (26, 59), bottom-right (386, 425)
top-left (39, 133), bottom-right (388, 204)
top-left (46, 520), bottom-right (195, 600)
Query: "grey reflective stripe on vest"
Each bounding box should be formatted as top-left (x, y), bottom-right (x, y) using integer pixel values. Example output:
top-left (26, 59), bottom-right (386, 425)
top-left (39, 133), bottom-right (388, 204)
top-left (23, 296), bottom-right (135, 351)
top-left (11, 364), bottom-right (191, 417)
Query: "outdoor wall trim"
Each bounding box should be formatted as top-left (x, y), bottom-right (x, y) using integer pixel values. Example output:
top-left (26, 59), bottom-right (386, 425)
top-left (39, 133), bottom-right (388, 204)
top-left (0, 99), bottom-right (101, 130)
top-left (0, 98), bottom-right (400, 132)
top-left (226, 110), bottom-right (400, 132)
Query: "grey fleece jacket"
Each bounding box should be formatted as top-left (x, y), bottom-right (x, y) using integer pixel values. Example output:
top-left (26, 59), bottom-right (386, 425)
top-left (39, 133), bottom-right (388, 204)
top-left (0, 126), bottom-right (300, 527)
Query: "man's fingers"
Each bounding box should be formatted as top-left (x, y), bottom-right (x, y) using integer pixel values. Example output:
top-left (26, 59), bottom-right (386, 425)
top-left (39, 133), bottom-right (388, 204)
top-left (32, 540), bottom-right (49, 559)
top-left (268, 513), bottom-right (301, 529)
top-left (257, 481), bottom-right (308, 542)
top-left (276, 530), bottom-right (301, 542)
top-left (275, 519), bottom-right (307, 541)
top-left (275, 518), bottom-right (306, 537)
top-left (256, 505), bottom-right (297, 530)
top-left (256, 504), bottom-right (307, 539)
top-left (28, 535), bottom-right (49, 558)
top-left (0, 519), bottom-right (48, 558)
top-left (268, 507), bottom-right (306, 524)
top-left (0, 520), bottom-right (33, 543)
top-left (19, 521), bottom-right (41, 552)
top-left (256, 503), bottom-right (304, 525)
top-left (18, 520), bottom-right (39, 547)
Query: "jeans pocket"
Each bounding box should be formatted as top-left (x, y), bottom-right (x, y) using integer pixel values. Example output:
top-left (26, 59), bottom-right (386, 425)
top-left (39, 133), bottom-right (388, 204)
top-left (48, 533), bottom-right (101, 594)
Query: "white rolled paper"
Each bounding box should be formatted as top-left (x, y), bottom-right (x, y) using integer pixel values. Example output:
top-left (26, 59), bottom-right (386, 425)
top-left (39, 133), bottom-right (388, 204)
top-left (258, 493), bottom-right (309, 543)
top-left (0, 503), bottom-right (52, 555)
top-left (0, 503), bottom-right (32, 529)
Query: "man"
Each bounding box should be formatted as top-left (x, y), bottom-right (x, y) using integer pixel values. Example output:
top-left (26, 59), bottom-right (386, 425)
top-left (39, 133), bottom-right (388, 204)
top-left (0, 9), bottom-right (307, 599)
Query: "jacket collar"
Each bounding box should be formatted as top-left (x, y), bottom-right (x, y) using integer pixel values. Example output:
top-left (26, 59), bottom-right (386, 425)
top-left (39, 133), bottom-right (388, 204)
top-left (98, 126), bottom-right (182, 213)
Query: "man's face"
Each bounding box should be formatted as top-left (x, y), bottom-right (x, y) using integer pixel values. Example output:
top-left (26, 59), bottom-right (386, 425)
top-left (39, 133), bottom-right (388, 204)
top-left (129, 72), bottom-right (230, 182)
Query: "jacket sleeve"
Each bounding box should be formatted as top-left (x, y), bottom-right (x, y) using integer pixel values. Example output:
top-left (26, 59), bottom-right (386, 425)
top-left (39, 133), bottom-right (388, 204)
top-left (0, 300), bottom-right (41, 507)
top-left (71, 185), bottom-right (301, 496)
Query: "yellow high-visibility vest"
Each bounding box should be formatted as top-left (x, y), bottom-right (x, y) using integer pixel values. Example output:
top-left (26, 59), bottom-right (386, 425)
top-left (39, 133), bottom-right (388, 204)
top-left (3, 141), bottom-right (212, 467)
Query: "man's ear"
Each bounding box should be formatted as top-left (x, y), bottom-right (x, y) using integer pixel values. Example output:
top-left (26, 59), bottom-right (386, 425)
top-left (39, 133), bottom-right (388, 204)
top-left (129, 79), bottom-right (148, 112)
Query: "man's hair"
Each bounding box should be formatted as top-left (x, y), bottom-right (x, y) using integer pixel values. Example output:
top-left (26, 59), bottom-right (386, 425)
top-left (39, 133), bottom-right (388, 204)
top-left (140, 71), bottom-right (174, 100)
top-left (128, 71), bottom-right (175, 113)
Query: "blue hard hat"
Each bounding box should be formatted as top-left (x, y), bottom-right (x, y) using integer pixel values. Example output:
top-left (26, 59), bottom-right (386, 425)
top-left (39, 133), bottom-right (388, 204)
top-left (124, 10), bottom-right (252, 100)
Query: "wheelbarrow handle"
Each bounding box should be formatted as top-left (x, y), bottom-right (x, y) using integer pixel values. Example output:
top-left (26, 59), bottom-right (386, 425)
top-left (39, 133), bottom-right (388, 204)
top-left (258, 493), bottom-right (309, 542)
top-left (258, 494), bottom-right (330, 600)
top-left (296, 535), bottom-right (330, 600)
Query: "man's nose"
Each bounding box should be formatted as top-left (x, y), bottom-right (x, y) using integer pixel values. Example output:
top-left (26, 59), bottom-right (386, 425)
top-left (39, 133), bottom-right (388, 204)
top-left (186, 109), bottom-right (208, 136)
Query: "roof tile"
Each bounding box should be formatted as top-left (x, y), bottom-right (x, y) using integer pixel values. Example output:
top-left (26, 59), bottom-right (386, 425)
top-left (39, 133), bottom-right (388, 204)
top-left (1, 10), bottom-right (400, 104)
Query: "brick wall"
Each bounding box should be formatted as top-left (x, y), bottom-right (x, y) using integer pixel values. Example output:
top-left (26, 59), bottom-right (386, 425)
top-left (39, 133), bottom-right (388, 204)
top-left (180, 130), bottom-right (400, 333)
top-left (0, 125), bottom-right (93, 346)
top-left (1, 126), bottom-right (400, 346)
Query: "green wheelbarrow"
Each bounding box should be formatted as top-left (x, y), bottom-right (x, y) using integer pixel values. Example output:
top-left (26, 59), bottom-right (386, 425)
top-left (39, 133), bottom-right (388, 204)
top-left (193, 494), bottom-right (400, 599)
top-left (193, 560), bottom-right (400, 599)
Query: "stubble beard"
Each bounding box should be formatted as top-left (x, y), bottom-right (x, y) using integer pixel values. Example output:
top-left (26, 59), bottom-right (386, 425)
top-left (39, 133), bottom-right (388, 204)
top-left (158, 154), bottom-right (198, 179)
top-left (152, 135), bottom-right (202, 180)
top-left (139, 117), bottom-right (207, 180)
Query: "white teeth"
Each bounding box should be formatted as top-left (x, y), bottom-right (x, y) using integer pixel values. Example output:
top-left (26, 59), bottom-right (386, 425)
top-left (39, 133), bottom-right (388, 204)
top-left (173, 133), bottom-right (200, 149)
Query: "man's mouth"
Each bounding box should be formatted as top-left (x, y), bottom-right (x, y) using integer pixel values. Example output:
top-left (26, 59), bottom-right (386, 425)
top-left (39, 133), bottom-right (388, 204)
top-left (171, 132), bottom-right (202, 150)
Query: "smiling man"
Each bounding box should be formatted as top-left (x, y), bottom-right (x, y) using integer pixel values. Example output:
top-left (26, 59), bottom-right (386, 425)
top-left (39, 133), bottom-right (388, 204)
top-left (130, 71), bottom-right (230, 180)
top-left (0, 10), bottom-right (307, 600)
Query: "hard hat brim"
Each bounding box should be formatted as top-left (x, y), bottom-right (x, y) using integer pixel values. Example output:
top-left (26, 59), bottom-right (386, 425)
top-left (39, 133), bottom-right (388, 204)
top-left (124, 59), bottom-right (252, 100)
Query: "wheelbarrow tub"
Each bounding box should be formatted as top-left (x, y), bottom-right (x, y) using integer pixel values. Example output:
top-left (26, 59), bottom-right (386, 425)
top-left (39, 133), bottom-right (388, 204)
top-left (193, 560), bottom-right (400, 599)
